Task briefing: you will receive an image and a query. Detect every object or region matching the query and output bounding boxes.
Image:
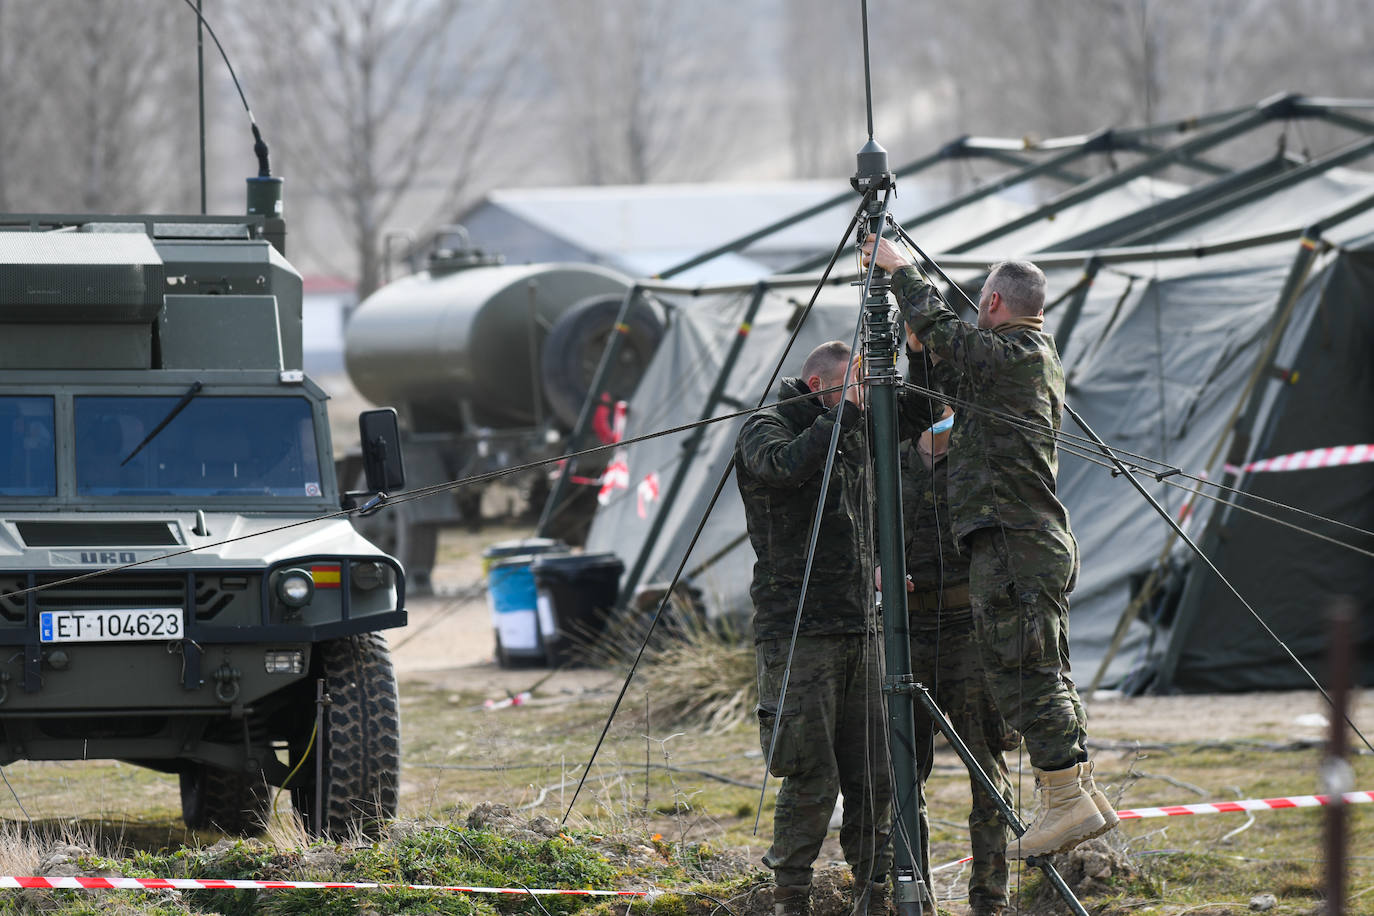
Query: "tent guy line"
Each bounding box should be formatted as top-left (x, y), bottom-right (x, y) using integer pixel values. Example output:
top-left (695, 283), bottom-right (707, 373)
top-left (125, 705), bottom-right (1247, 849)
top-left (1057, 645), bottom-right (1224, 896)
top-left (896, 380), bottom-right (1374, 550)
top-left (559, 187), bottom-right (881, 826)
top-left (884, 214), bottom-right (1373, 755)
top-left (1053, 438), bottom-right (1372, 559)
top-left (0, 373), bottom-right (1359, 604)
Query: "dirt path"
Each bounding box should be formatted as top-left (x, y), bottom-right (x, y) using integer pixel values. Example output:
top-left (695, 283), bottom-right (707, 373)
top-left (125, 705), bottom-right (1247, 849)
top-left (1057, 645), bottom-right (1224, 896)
top-left (391, 524), bottom-right (622, 697)
top-left (392, 525), bottom-right (1373, 743)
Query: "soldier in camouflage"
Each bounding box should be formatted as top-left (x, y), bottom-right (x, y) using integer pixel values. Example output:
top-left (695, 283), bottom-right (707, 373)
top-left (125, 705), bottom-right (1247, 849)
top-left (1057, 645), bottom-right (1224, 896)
top-left (899, 353), bottom-right (1015, 915)
top-left (863, 235), bottom-right (1118, 860)
top-left (735, 340), bottom-right (892, 916)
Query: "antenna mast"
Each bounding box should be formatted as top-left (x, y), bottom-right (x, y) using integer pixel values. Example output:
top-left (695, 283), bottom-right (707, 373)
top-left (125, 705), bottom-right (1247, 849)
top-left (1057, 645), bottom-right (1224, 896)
top-left (853, 8), bottom-right (1092, 913)
top-left (849, 3), bottom-right (929, 913)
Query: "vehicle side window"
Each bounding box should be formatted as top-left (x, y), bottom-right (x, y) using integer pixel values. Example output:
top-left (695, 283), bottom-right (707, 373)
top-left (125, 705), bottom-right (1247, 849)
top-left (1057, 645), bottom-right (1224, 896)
top-left (0, 396), bottom-right (56, 496)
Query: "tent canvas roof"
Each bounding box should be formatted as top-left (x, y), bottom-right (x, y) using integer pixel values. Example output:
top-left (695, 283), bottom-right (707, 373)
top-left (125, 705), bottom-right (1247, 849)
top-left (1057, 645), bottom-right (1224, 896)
top-left (576, 100), bottom-right (1374, 693)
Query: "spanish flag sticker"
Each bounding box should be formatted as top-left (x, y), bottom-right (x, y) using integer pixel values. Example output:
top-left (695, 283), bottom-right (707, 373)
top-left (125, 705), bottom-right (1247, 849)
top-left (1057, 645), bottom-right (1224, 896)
top-left (310, 564), bottom-right (342, 589)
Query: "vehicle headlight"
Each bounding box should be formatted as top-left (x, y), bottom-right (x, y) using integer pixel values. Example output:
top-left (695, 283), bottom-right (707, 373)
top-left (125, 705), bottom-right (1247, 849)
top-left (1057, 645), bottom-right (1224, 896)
top-left (350, 561), bottom-right (388, 591)
top-left (264, 650), bottom-right (305, 674)
top-left (276, 568), bottom-right (315, 607)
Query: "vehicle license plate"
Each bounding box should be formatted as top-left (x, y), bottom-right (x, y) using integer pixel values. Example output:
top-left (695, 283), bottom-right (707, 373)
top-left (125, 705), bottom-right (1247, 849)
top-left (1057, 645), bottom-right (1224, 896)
top-left (39, 608), bottom-right (184, 643)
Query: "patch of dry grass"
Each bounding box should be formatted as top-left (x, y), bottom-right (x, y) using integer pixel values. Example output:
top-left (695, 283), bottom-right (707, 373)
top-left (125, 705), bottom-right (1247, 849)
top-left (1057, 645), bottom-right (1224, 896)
top-left (571, 592), bottom-right (758, 736)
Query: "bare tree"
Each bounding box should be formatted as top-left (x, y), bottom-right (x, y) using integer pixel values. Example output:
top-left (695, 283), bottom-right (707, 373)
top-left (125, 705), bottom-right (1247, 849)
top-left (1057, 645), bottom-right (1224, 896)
top-left (780, 0), bottom-right (866, 178)
top-left (0, 0), bottom-right (197, 213)
top-left (894, 0), bottom-right (1374, 139)
top-left (532, 0), bottom-right (754, 185)
top-left (235, 0), bottom-right (523, 296)
top-left (0, 0), bottom-right (47, 210)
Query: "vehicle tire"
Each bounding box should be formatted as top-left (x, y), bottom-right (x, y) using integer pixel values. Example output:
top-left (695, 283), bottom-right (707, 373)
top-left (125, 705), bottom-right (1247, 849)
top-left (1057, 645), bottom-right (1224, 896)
top-left (351, 490), bottom-right (437, 595)
top-left (292, 633), bottom-right (401, 839)
top-left (541, 293), bottom-right (664, 430)
top-left (180, 764), bottom-right (272, 835)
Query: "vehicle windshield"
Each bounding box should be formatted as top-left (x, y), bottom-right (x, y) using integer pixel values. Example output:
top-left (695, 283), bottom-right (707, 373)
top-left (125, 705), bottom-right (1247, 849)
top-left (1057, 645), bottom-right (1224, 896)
top-left (75, 396), bottom-right (323, 498)
top-left (0, 396), bottom-right (56, 496)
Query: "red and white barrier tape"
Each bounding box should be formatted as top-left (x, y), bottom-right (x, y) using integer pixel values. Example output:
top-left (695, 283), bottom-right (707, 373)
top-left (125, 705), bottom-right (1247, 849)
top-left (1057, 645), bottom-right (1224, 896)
top-left (1115, 789), bottom-right (1374, 820)
top-left (931, 790), bottom-right (1374, 873)
top-left (1225, 443), bottom-right (1374, 475)
top-left (15, 791), bottom-right (1372, 894)
top-left (482, 690), bottom-right (531, 709)
top-left (0, 875), bottom-right (653, 896)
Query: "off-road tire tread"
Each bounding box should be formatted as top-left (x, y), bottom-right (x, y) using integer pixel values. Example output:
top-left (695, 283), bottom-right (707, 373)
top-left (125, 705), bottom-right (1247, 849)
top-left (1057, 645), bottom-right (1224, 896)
top-left (180, 765), bottom-right (271, 835)
top-left (318, 632), bottom-right (401, 838)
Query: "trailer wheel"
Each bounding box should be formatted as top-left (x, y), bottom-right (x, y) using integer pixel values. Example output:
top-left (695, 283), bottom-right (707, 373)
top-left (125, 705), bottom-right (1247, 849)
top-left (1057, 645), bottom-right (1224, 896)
top-left (180, 764), bottom-right (271, 835)
top-left (291, 633), bottom-right (401, 839)
top-left (541, 294), bottom-right (663, 430)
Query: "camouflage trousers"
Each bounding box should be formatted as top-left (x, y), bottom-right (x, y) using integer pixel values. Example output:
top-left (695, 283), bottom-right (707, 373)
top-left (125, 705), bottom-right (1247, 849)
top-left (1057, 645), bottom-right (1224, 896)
top-left (966, 527), bottom-right (1088, 772)
top-left (756, 634), bottom-right (894, 889)
top-left (911, 611), bottom-right (1013, 912)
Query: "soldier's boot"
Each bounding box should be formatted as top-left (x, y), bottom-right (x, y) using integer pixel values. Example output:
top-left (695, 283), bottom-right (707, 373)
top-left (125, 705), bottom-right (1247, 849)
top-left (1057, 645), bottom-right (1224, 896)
top-left (853, 877), bottom-right (891, 915)
top-left (1080, 759), bottom-right (1120, 837)
top-left (774, 884), bottom-right (811, 916)
top-left (1007, 764), bottom-right (1107, 860)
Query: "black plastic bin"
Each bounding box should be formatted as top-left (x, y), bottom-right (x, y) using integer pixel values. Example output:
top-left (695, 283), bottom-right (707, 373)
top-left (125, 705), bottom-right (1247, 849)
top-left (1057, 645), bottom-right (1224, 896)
top-left (531, 552), bottom-right (624, 666)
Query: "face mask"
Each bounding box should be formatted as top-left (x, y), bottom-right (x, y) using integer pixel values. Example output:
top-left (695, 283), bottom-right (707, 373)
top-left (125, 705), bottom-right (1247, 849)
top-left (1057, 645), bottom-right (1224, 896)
top-left (928, 414), bottom-right (954, 435)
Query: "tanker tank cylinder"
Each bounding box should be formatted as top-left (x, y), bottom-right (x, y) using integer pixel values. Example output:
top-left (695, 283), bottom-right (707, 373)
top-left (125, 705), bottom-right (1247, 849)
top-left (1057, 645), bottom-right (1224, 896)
top-left (344, 262), bottom-right (661, 434)
top-left (342, 258), bottom-right (663, 591)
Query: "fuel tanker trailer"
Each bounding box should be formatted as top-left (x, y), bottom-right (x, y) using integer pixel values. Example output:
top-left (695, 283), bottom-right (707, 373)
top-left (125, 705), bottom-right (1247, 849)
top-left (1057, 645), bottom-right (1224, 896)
top-left (342, 235), bottom-right (663, 592)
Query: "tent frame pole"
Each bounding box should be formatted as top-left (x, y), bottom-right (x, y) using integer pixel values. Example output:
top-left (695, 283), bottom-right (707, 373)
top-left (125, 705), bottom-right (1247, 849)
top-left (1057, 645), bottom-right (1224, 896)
top-left (656, 146), bottom-right (957, 281)
top-left (1042, 155), bottom-right (1295, 253)
top-left (536, 283), bottom-right (643, 538)
top-left (945, 96), bottom-right (1298, 255)
top-left (1051, 255), bottom-right (1101, 357)
top-left (1103, 230), bottom-right (1324, 693)
top-left (1113, 136), bottom-right (1374, 247)
top-left (618, 282), bottom-right (770, 607)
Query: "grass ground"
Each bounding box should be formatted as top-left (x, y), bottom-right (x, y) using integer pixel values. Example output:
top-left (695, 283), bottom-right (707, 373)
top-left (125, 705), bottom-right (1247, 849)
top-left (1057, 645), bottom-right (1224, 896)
top-left (0, 517), bottom-right (1368, 915)
top-left (0, 650), bottom-right (1368, 916)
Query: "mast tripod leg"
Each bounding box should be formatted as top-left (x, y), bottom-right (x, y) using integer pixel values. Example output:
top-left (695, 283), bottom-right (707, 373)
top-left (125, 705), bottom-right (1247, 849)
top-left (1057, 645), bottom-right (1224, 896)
top-left (901, 681), bottom-right (1091, 916)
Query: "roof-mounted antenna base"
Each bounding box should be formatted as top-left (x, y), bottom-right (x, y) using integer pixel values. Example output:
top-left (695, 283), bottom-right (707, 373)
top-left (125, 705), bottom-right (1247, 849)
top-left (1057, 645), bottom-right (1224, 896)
top-left (852, 137), bottom-right (894, 193)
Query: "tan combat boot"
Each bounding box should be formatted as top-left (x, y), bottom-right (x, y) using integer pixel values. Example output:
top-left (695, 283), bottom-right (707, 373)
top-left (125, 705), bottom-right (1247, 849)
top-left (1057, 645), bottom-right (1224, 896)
top-left (853, 877), bottom-right (891, 915)
top-left (1007, 764), bottom-right (1107, 859)
top-left (1080, 759), bottom-right (1120, 836)
top-left (774, 884), bottom-right (811, 916)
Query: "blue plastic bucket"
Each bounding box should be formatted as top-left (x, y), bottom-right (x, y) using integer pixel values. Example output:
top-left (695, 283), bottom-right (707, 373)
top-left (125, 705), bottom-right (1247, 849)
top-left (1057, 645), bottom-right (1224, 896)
top-left (483, 538), bottom-right (568, 665)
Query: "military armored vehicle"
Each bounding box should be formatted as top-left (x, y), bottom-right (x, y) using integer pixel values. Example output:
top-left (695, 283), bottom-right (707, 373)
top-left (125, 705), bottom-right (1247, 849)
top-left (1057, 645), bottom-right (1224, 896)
top-left (0, 211), bottom-right (405, 838)
top-left (342, 229), bottom-right (663, 591)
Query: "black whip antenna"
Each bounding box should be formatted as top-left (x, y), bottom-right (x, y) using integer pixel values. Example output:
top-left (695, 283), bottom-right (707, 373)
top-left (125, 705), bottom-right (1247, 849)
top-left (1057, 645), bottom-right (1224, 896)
top-left (178, 0), bottom-right (281, 236)
top-left (860, 0), bottom-right (876, 141)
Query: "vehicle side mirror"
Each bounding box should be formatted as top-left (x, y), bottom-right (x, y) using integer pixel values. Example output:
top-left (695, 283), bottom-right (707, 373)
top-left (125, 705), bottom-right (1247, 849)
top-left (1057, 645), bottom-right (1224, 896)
top-left (359, 408), bottom-right (406, 493)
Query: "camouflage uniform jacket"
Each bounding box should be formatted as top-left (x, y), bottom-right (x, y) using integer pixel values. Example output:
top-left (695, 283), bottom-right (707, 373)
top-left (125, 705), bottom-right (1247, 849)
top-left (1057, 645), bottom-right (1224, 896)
top-left (900, 347), bottom-right (971, 614)
top-left (892, 267), bottom-right (1073, 547)
top-left (735, 377), bottom-right (872, 643)
top-left (902, 446), bottom-right (970, 598)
